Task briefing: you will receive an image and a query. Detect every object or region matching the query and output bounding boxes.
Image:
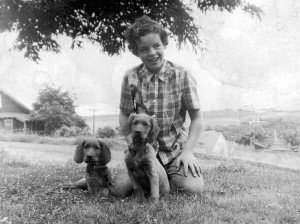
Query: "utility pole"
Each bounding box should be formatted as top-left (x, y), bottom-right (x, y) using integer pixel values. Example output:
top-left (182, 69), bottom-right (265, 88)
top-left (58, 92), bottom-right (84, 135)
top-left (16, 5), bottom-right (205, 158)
top-left (90, 109), bottom-right (98, 137)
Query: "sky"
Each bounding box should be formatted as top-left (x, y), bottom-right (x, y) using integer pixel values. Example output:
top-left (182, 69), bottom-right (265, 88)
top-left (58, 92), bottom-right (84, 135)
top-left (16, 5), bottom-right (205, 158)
top-left (0, 0), bottom-right (299, 116)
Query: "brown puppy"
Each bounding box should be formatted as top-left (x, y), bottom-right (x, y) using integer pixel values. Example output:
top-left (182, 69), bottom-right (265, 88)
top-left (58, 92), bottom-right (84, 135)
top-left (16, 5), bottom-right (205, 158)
top-left (74, 138), bottom-right (112, 197)
top-left (121, 113), bottom-right (170, 203)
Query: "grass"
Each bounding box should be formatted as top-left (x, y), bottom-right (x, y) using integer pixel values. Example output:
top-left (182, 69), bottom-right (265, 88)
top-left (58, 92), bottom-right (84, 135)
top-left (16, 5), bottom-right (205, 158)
top-left (0, 148), bottom-right (299, 224)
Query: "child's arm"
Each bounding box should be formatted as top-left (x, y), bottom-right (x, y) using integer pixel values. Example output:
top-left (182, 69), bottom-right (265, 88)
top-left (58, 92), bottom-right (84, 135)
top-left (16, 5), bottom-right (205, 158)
top-left (175, 109), bottom-right (202, 177)
top-left (119, 110), bottom-right (132, 146)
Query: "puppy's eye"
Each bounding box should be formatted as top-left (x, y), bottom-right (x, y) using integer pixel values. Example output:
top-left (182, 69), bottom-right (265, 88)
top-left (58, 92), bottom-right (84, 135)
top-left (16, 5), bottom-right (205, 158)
top-left (95, 146), bottom-right (100, 150)
top-left (142, 121), bottom-right (149, 126)
top-left (132, 121), bottom-right (139, 125)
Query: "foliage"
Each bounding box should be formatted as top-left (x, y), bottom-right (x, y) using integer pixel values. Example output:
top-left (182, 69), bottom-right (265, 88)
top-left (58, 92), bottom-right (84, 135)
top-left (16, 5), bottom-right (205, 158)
top-left (31, 85), bottom-right (87, 134)
top-left (96, 125), bottom-right (116, 138)
top-left (54, 125), bottom-right (91, 137)
top-left (215, 117), bottom-right (300, 147)
top-left (72, 114), bottom-right (88, 129)
top-left (53, 125), bottom-right (91, 138)
top-left (0, 0), bottom-right (263, 61)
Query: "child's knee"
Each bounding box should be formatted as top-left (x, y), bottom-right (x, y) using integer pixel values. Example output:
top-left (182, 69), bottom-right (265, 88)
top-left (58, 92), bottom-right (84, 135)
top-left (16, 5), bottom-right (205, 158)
top-left (169, 173), bottom-right (204, 193)
top-left (110, 168), bottom-right (133, 198)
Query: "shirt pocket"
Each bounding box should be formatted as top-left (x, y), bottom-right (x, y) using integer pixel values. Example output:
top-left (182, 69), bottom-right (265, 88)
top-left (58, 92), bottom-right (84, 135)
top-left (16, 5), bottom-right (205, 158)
top-left (166, 92), bottom-right (183, 127)
top-left (166, 92), bottom-right (182, 114)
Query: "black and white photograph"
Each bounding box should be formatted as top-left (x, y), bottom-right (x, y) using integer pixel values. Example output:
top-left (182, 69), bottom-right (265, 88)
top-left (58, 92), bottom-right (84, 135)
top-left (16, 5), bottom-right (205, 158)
top-left (0, 0), bottom-right (299, 223)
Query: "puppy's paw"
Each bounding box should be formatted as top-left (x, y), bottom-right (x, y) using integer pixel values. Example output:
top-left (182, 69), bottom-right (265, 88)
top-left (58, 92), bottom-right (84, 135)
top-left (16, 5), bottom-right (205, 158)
top-left (148, 196), bottom-right (159, 204)
top-left (56, 182), bottom-right (78, 190)
top-left (96, 188), bottom-right (110, 198)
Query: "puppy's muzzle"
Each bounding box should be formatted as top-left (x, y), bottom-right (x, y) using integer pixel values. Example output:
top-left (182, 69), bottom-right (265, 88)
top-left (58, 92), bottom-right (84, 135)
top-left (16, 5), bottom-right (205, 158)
top-left (85, 154), bottom-right (99, 164)
top-left (85, 155), bottom-right (94, 163)
top-left (132, 128), bottom-right (148, 140)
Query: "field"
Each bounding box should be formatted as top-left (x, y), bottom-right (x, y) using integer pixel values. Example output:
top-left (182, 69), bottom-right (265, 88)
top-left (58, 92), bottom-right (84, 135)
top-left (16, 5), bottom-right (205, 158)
top-left (83, 110), bottom-right (300, 130)
top-left (1, 141), bottom-right (300, 224)
top-left (83, 114), bottom-right (120, 130)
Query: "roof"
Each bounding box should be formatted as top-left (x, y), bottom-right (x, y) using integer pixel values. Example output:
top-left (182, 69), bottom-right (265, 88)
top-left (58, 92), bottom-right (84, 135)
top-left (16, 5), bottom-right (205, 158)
top-left (0, 89), bottom-right (31, 113)
top-left (0, 112), bottom-right (31, 122)
top-left (198, 131), bottom-right (225, 149)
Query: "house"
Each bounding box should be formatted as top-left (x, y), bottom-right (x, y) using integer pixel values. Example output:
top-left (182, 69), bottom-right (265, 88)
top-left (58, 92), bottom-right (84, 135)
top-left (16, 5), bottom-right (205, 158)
top-left (196, 131), bottom-right (230, 157)
top-left (0, 89), bottom-right (42, 133)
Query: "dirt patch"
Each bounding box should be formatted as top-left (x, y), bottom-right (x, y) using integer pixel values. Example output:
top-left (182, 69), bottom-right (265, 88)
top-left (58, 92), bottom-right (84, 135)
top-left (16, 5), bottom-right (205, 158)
top-left (0, 141), bottom-right (125, 168)
top-left (2, 141), bottom-right (299, 171)
top-left (0, 141), bottom-right (221, 170)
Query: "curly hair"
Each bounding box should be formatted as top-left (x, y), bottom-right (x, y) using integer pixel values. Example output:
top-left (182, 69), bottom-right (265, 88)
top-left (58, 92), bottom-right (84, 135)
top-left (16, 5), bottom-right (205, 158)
top-left (124, 16), bottom-right (169, 56)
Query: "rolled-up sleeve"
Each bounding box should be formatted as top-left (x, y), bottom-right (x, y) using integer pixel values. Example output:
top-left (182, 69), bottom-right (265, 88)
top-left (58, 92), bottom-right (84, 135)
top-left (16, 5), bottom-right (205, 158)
top-left (182, 71), bottom-right (200, 111)
top-left (119, 71), bottom-right (134, 114)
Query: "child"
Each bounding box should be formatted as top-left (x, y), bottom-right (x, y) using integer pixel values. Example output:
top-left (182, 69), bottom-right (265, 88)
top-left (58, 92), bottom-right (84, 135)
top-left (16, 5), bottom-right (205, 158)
top-left (113, 15), bottom-right (204, 197)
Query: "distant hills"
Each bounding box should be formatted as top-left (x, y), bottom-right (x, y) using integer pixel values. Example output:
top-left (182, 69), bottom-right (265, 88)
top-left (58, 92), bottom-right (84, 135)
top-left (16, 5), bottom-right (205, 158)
top-left (81, 110), bottom-right (300, 131)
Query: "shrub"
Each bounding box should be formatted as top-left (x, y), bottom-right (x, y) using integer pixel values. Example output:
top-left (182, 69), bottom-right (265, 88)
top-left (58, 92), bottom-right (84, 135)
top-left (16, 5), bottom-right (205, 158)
top-left (74, 135), bottom-right (86, 145)
top-left (96, 126), bottom-right (116, 138)
top-left (53, 125), bottom-right (69, 137)
top-left (53, 125), bottom-right (89, 137)
top-left (79, 127), bottom-right (92, 137)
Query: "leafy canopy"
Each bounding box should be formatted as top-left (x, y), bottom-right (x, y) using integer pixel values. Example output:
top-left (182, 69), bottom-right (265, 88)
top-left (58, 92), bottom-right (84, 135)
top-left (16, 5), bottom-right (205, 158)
top-left (0, 0), bottom-right (263, 61)
top-left (32, 85), bottom-right (87, 133)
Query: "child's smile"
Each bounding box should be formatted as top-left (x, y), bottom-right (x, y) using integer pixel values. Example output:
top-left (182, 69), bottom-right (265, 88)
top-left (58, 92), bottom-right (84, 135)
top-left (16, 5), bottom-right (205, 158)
top-left (137, 33), bottom-right (165, 74)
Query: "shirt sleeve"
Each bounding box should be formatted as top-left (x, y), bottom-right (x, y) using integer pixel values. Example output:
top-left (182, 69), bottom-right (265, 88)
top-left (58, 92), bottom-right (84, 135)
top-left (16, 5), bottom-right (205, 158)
top-left (119, 71), bottom-right (134, 114)
top-left (182, 70), bottom-right (200, 111)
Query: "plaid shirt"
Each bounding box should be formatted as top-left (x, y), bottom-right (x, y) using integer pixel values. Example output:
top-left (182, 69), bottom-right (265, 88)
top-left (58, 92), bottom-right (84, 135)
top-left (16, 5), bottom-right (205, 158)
top-left (119, 61), bottom-right (200, 165)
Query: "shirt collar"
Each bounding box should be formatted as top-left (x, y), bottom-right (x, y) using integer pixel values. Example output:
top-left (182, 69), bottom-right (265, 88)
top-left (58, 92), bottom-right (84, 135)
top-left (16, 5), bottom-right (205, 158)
top-left (138, 60), bottom-right (173, 83)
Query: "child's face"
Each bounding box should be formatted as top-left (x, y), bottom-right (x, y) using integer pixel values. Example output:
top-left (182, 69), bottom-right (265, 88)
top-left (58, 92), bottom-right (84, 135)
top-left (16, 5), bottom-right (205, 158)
top-left (136, 33), bottom-right (165, 74)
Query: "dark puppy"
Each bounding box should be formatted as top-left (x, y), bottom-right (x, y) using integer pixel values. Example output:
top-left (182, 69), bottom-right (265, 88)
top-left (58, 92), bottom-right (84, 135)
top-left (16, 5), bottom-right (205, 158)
top-left (74, 138), bottom-right (112, 197)
top-left (121, 113), bottom-right (170, 203)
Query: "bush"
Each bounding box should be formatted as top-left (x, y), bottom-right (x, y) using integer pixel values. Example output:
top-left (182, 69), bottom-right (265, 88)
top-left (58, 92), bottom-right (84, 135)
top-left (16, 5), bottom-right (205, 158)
top-left (79, 127), bottom-right (92, 137)
top-left (96, 126), bottom-right (116, 138)
top-left (53, 126), bottom-right (91, 137)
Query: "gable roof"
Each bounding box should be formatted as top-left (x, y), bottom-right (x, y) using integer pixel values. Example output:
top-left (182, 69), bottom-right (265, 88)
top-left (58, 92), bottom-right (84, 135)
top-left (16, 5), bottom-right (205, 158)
top-left (0, 88), bottom-right (31, 113)
top-left (198, 131), bottom-right (225, 148)
top-left (0, 112), bottom-right (31, 122)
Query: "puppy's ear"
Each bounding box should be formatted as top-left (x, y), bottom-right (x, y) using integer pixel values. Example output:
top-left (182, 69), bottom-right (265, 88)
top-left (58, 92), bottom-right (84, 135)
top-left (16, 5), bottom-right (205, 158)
top-left (98, 141), bottom-right (111, 165)
top-left (74, 140), bottom-right (86, 163)
top-left (147, 117), bottom-right (160, 144)
top-left (119, 113), bottom-right (135, 136)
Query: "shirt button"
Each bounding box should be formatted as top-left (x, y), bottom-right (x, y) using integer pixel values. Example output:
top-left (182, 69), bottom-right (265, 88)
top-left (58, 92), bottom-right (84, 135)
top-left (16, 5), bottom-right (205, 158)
top-left (152, 115), bottom-right (156, 118)
top-left (153, 100), bottom-right (157, 103)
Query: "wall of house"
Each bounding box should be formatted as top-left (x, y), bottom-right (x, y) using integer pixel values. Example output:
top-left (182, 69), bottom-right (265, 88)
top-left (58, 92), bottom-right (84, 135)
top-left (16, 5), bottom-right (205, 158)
top-left (13, 118), bottom-right (25, 130)
top-left (0, 93), bottom-right (29, 114)
top-left (0, 118), bottom-right (24, 131)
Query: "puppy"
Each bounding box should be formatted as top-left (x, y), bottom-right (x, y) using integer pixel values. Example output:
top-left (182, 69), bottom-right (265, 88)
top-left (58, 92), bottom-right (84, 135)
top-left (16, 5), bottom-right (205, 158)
top-left (121, 113), bottom-right (170, 203)
top-left (74, 138), bottom-right (112, 197)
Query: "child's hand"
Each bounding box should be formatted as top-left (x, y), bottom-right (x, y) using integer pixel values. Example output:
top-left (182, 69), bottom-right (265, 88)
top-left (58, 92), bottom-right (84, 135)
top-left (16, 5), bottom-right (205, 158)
top-left (176, 149), bottom-right (201, 177)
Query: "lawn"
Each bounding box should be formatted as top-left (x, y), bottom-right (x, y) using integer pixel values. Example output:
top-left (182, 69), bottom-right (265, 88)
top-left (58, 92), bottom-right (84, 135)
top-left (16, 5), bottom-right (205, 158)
top-left (0, 147), bottom-right (299, 224)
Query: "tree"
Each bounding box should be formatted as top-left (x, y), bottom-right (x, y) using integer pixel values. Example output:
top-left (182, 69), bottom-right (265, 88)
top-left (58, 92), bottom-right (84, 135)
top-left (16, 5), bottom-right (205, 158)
top-left (31, 85), bottom-right (87, 134)
top-left (0, 0), bottom-right (263, 61)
